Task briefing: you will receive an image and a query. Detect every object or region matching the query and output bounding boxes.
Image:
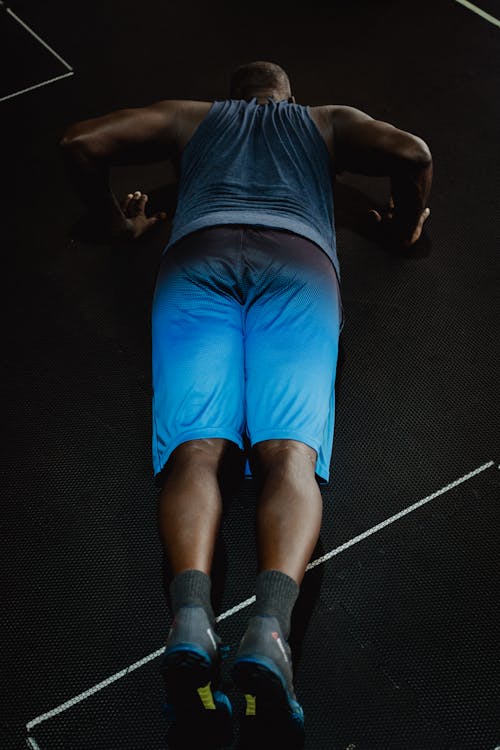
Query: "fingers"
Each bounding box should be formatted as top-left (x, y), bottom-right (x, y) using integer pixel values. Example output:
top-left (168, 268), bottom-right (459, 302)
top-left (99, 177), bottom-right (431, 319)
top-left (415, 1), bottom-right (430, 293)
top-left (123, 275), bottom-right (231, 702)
top-left (135, 191), bottom-right (148, 213)
top-left (368, 209), bottom-right (382, 223)
top-left (415, 206), bottom-right (431, 234)
top-left (409, 207), bottom-right (431, 245)
top-left (122, 193), bottom-right (133, 212)
top-left (119, 189), bottom-right (168, 238)
top-left (368, 196), bottom-right (395, 224)
top-left (122, 190), bottom-right (148, 216)
top-left (148, 211), bottom-right (168, 225)
top-left (367, 202), bottom-right (431, 249)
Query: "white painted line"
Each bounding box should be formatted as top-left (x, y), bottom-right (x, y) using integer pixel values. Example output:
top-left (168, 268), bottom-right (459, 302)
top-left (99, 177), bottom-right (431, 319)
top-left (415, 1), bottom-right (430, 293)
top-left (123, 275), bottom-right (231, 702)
top-left (0, 71), bottom-right (74, 103)
top-left (25, 459), bottom-right (495, 733)
top-left (26, 737), bottom-right (42, 750)
top-left (26, 646), bottom-right (165, 731)
top-left (5, 6), bottom-right (73, 70)
top-left (308, 460), bottom-right (495, 569)
top-left (454, 0), bottom-right (500, 27)
top-left (0, 4), bottom-right (75, 103)
top-left (216, 595), bottom-right (256, 622)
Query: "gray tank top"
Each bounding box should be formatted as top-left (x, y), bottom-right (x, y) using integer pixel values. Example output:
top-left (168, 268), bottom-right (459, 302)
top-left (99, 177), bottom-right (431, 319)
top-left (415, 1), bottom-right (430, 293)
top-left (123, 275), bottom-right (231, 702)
top-left (165, 97), bottom-right (340, 282)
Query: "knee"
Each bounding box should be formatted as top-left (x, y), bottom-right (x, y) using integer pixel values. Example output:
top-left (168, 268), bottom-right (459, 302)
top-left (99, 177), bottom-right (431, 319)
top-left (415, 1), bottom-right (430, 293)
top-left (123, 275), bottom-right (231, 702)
top-left (253, 439), bottom-right (317, 480)
top-left (169, 438), bottom-right (231, 473)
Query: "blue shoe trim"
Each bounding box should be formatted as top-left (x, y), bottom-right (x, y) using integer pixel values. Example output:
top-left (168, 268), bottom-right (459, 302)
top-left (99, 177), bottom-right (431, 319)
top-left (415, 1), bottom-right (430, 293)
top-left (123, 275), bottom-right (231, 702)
top-left (213, 690), bottom-right (233, 717)
top-left (163, 641), bottom-right (212, 664)
top-left (234, 654), bottom-right (287, 689)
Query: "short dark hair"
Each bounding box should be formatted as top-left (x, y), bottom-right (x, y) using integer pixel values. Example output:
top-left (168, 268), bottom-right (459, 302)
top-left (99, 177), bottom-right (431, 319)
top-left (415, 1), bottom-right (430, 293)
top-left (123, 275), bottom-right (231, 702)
top-left (229, 61), bottom-right (292, 100)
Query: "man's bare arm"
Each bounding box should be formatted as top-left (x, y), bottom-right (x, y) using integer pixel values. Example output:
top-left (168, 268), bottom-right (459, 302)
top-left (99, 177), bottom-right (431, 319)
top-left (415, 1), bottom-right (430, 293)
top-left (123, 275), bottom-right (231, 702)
top-left (330, 106), bottom-right (433, 247)
top-left (59, 100), bottom-right (181, 237)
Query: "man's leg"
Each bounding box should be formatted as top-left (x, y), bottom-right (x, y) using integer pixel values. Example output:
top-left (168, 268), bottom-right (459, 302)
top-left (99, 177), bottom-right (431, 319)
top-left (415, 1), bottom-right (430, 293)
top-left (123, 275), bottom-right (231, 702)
top-left (151, 228), bottom-right (247, 740)
top-left (230, 230), bottom-right (340, 739)
top-left (158, 437), bottom-right (232, 577)
top-left (232, 439), bottom-right (320, 742)
top-left (254, 439), bottom-right (321, 586)
top-left (158, 437), bottom-right (237, 739)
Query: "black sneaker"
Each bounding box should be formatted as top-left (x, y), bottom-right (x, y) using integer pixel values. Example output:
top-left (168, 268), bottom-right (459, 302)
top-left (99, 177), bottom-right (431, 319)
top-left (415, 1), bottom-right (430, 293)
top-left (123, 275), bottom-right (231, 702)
top-left (161, 606), bottom-right (232, 747)
top-left (231, 615), bottom-right (305, 748)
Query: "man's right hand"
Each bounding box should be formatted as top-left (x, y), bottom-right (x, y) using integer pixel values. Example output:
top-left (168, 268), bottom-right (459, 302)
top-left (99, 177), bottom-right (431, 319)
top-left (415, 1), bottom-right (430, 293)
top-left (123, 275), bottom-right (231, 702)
top-left (368, 197), bottom-right (431, 248)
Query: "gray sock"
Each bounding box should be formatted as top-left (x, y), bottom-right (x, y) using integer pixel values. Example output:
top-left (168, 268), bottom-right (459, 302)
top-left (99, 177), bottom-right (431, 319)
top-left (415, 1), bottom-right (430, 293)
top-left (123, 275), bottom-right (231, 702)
top-left (254, 570), bottom-right (299, 639)
top-left (169, 569), bottom-right (215, 625)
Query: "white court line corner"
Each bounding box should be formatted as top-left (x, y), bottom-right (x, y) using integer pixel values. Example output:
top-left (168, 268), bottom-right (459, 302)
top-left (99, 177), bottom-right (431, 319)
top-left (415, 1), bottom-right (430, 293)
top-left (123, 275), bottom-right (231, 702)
top-left (0, 3), bottom-right (74, 103)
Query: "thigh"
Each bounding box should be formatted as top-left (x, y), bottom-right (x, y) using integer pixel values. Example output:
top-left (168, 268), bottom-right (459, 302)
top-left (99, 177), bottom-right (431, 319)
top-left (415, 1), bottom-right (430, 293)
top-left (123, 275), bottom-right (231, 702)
top-left (151, 233), bottom-right (245, 476)
top-left (244, 230), bottom-right (342, 482)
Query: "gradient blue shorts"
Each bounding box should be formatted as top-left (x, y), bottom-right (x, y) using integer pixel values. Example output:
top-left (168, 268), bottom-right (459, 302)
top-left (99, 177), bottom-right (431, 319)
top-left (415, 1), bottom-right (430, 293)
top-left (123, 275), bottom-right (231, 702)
top-left (151, 225), bottom-right (343, 482)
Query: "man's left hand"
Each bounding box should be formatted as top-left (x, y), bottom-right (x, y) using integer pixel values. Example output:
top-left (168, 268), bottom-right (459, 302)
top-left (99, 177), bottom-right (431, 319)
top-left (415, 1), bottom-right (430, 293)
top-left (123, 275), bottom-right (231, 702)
top-left (118, 190), bottom-right (167, 239)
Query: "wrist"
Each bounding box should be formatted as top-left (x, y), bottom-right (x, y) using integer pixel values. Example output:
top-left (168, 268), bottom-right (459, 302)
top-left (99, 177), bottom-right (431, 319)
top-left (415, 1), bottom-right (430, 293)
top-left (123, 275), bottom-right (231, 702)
top-left (107, 192), bottom-right (135, 238)
top-left (110, 216), bottom-right (134, 237)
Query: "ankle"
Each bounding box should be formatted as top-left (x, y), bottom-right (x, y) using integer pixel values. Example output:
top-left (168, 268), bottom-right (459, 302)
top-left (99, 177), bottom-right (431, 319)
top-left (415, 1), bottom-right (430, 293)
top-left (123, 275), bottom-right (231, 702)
top-left (170, 569), bottom-right (215, 625)
top-left (254, 570), bottom-right (299, 639)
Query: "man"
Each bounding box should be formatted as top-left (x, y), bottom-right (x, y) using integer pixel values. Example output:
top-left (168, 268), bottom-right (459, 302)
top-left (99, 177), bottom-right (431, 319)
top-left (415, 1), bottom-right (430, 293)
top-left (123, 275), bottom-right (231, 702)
top-left (61, 60), bottom-right (432, 745)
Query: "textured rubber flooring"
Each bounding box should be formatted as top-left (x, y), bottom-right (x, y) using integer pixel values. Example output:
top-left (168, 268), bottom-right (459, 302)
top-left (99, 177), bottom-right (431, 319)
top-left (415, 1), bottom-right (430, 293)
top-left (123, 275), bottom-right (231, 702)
top-left (2, 0), bottom-right (499, 748)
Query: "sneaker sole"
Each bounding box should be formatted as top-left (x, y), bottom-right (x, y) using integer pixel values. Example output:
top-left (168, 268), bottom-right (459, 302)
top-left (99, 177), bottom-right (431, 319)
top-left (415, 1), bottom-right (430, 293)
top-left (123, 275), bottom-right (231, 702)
top-left (162, 646), bottom-right (233, 746)
top-left (162, 643), bottom-right (213, 694)
top-left (232, 656), bottom-right (304, 730)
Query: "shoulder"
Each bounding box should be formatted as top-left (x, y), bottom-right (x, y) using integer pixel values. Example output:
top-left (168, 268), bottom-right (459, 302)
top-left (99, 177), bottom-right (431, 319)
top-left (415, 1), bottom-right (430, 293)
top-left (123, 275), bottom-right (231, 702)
top-left (307, 105), bottom-right (372, 156)
top-left (146, 99), bottom-right (214, 150)
top-left (147, 99), bottom-right (212, 117)
top-left (309, 104), bottom-right (374, 135)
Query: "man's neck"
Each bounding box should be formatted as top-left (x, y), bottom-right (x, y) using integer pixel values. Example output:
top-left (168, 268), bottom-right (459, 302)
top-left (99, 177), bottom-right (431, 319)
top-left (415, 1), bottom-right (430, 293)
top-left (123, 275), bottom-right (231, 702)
top-left (245, 93), bottom-right (278, 104)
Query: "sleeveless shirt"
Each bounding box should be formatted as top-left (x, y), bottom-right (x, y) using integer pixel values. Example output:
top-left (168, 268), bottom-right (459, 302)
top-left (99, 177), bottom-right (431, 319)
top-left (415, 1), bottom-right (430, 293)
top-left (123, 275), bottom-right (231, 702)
top-left (165, 97), bottom-right (340, 281)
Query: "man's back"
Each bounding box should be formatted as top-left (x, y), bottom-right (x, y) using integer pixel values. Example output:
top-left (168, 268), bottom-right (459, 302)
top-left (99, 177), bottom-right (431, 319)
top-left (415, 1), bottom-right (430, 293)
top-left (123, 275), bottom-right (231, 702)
top-left (167, 97), bottom-right (340, 279)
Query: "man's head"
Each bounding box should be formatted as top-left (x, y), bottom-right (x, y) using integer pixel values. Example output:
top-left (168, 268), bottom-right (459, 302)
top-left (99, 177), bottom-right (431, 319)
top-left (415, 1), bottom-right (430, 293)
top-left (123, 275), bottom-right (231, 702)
top-left (229, 61), bottom-right (294, 103)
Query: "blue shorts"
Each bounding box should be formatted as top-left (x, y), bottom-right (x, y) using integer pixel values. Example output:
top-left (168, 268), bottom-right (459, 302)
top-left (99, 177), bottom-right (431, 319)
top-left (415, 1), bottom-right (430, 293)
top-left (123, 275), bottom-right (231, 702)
top-left (151, 225), bottom-right (343, 483)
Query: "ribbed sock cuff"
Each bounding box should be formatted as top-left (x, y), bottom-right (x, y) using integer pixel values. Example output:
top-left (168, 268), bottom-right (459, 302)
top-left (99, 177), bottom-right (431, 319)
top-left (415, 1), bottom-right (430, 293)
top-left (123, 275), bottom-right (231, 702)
top-left (169, 569), bottom-right (215, 625)
top-left (255, 570), bottom-right (299, 639)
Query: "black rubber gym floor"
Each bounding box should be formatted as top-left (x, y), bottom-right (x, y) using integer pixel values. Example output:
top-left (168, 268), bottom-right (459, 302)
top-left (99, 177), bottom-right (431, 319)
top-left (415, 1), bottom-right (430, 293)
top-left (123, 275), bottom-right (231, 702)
top-left (2, 0), bottom-right (499, 748)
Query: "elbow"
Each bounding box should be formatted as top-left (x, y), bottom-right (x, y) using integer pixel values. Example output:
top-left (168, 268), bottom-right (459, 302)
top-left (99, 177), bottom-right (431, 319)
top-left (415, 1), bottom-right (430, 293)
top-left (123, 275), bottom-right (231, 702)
top-left (59, 120), bottom-right (83, 148)
top-left (59, 128), bottom-right (89, 154)
top-left (59, 120), bottom-right (101, 156)
top-left (59, 129), bottom-right (102, 169)
top-left (59, 128), bottom-right (85, 162)
top-left (390, 136), bottom-right (432, 177)
top-left (408, 136), bottom-right (432, 168)
top-left (60, 133), bottom-right (76, 150)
